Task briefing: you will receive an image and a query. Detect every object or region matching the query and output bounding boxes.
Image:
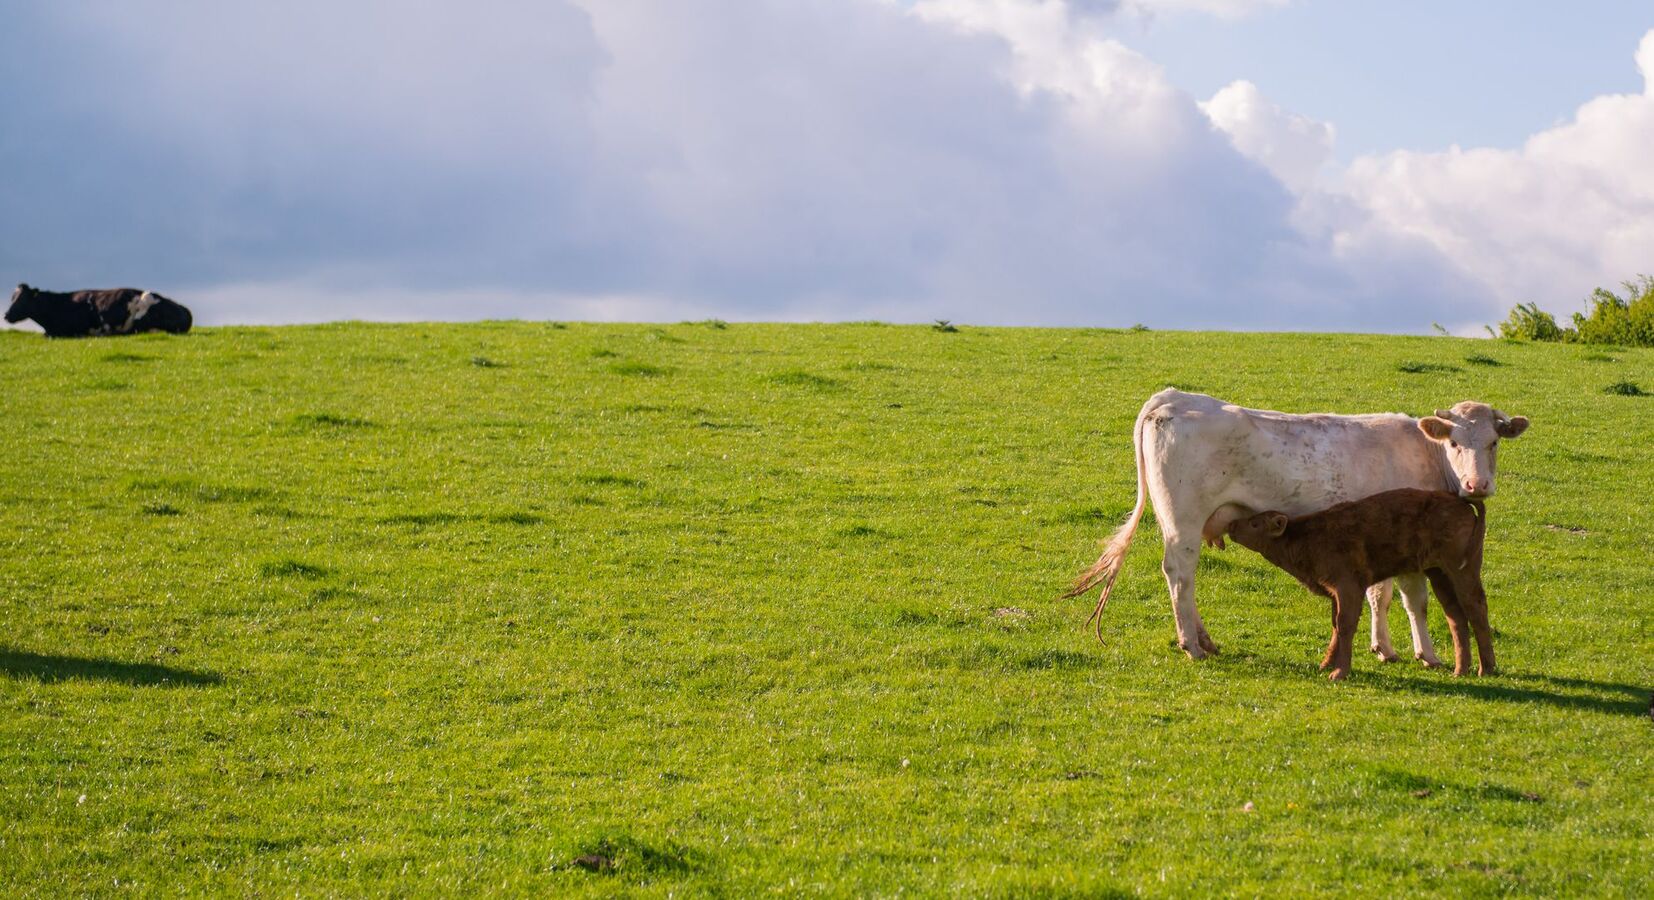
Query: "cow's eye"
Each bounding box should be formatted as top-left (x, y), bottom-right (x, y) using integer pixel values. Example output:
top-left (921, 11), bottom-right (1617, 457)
top-left (1448, 439), bottom-right (1458, 449)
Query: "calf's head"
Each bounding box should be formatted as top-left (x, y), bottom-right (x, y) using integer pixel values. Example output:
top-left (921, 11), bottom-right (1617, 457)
top-left (5, 284), bottom-right (36, 323)
top-left (1226, 511), bottom-right (1289, 553)
top-left (1418, 401), bottom-right (1529, 498)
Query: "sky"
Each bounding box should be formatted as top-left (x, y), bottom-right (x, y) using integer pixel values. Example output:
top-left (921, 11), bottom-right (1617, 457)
top-left (2, 0), bottom-right (1651, 332)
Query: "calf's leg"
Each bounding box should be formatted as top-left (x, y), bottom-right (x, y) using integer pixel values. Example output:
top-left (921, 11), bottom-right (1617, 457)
top-left (1425, 570), bottom-right (1475, 677)
top-left (1395, 572), bottom-right (1443, 668)
top-left (1366, 580), bottom-right (1400, 662)
top-left (1325, 579), bottom-right (1366, 680)
top-left (1446, 569), bottom-right (1496, 676)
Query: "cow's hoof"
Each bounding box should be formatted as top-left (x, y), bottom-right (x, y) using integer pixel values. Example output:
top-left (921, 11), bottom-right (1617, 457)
top-left (1327, 667), bottom-right (1350, 681)
top-left (1417, 653), bottom-right (1444, 669)
top-left (1478, 665), bottom-right (1497, 677)
top-left (1197, 632), bottom-right (1220, 655)
top-left (1371, 644), bottom-right (1400, 663)
top-left (1180, 642), bottom-right (1209, 661)
top-left (1451, 667), bottom-right (1469, 678)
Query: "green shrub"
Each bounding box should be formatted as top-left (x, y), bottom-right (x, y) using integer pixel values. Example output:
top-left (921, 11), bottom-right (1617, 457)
top-left (1499, 276), bottom-right (1654, 346)
top-left (1572, 276), bottom-right (1654, 347)
top-left (1498, 302), bottom-right (1570, 342)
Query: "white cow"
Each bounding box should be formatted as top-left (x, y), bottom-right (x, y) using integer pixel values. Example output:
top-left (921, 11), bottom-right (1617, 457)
top-left (1066, 389), bottom-right (1529, 662)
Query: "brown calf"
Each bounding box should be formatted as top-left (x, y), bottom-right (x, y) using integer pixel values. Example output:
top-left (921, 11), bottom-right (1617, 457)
top-left (1225, 488), bottom-right (1493, 680)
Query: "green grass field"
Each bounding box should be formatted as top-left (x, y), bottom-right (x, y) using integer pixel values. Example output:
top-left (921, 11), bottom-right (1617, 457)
top-left (1, 322), bottom-right (1650, 895)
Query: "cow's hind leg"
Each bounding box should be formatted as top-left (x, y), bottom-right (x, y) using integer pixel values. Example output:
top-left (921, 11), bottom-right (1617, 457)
top-left (1160, 533), bottom-right (1217, 659)
top-left (1366, 580), bottom-right (1400, 662)
top-left (1395, 572), bottom-right (1443, 668)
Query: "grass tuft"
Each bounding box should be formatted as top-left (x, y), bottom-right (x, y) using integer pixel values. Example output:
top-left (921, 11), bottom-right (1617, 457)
top-left (564, 834), bottom-right (699, 876)
top-left (1396, 361), bottom-right (1463, 374)
top-left (609, 360), bottom-right (669, 377)
top-left (839, 523), bottom-right (887, 538)
top-left (380, 512), bottom-right (465, 526)
top-left (578, 472), bottom-right (645, 488)
top-left (1464, 354), bottom-right (1505, 367)
top-left (766, 370), bottom-right (842, 390)
top-left (1604, 380), bottom-right (1646, 396)
top-left (488, 511), bottom-right (543, 526)
top-left (257, 559), bottom-right (331, 580)
top-left (290, 412), bottom-right (374, 429)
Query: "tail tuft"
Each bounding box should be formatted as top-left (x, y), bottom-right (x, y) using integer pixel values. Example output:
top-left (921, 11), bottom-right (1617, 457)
top-left (1063, 525), bottom-right (1135, 641)
top-left (1062, 400), bottom-right (1154, 642)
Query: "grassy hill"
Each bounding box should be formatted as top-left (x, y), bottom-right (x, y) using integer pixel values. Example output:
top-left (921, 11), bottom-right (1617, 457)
top-left (1, 322), bottom-right (1650, 895)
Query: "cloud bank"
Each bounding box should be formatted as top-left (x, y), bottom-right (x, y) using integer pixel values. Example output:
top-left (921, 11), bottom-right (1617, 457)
top-left (0, 1), bottom-right (1646, 331)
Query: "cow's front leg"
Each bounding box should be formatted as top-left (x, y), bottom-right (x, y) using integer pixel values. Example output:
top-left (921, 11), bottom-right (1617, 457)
top-left (1161, 536), bottom-right (1216, 658)
top-left (1395, 572), bottom-right (1443, 667)
top-left (1366, 580), bottom-right (1399, 661)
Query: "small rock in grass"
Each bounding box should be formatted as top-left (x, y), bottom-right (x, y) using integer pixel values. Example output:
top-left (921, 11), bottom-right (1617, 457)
top-left (1241, 801), bottom-right (1254, 813)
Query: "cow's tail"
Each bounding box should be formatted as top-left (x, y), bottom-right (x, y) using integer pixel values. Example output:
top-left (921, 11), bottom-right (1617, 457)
top-left (1062, 400), bottom-right (1153, 641)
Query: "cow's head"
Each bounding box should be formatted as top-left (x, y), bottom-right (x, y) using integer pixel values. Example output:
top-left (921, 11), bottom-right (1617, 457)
top-left (1418, 401), bottom-right (1529, 498)
top-left (5, 284), bottom-right (36, 323)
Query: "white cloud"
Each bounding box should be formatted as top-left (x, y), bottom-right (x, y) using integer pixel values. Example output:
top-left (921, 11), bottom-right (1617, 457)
top-left (1201, 80), bottom-right (1334, 193)
top-left (1335, 28), bottom-right (1654, 315)
top-left (1639, 27), bottom-right (1654, 94)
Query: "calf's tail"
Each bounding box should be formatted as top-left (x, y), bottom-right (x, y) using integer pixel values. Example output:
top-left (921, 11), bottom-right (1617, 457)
top-left (1062, 401), bottom-right (1152, 641)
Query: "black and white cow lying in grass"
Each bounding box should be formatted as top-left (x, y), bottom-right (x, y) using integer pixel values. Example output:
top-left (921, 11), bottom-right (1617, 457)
top-left (6, 283), bottom-right (193, 337)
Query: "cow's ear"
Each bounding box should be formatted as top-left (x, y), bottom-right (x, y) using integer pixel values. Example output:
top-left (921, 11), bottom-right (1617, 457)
top-left (1496, 415), bottom-right (1529, 439)
top-left (1266, 513), bottom-right (1288, 537)
top-left (1419, 416), bottom-right (1455, 441)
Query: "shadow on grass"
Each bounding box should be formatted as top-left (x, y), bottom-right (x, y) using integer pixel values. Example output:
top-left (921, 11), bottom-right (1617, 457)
top-left (1221, 650), bottom-right (1647, 717)
top-left (0, 649), bottom-right (222, 687)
